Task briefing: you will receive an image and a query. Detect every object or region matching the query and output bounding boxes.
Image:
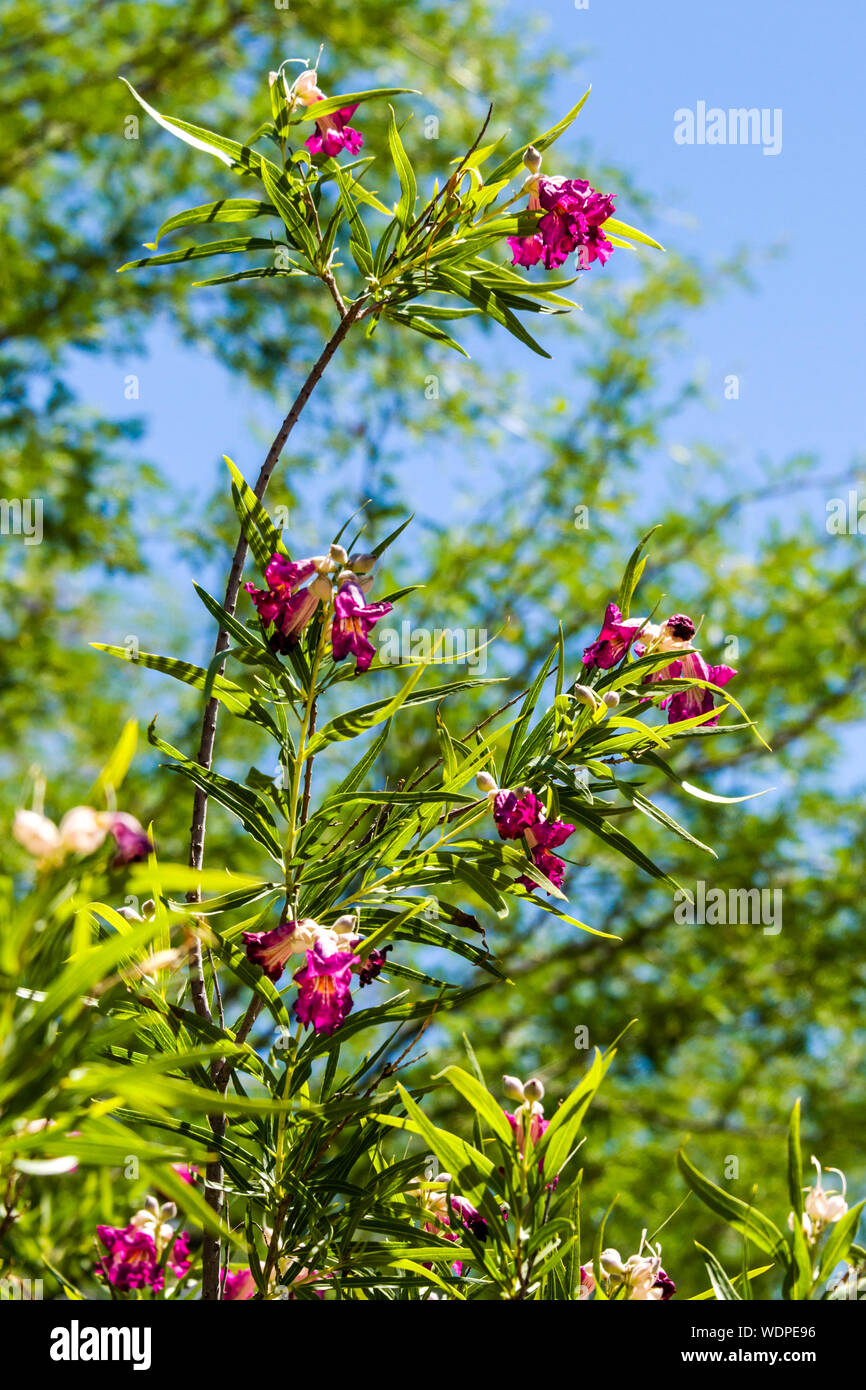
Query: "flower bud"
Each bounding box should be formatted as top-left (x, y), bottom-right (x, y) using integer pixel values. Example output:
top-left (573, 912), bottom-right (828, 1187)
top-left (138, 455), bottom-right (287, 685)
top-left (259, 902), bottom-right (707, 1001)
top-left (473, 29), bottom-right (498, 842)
top-left (523, 1077), bottom-right (545, 1103)
top-left (476, 771), bottom-right (498, 794)
top-left (600, 1247), bottom-right (625, 1276)
top-left (13, 809), bottom-right (62, 859)
top-left (523, 145), bottom-right (542, 174)
top-left (348, 552), bottom-right (376, 575)
top-left (332, 914), bottom-right (358, 936)
top-left (573, 683), bottom-right (599, 708)
top-left (502, 1075), bottom-right (525, 1102)
top-left (329, 543), bottom-right (348, 565)
top-left (59, 806), bottom-right (109, 855)
top-left (602, 690), bottom-right (620, 709)
top-left (310, 574), bottom-right (332, 602)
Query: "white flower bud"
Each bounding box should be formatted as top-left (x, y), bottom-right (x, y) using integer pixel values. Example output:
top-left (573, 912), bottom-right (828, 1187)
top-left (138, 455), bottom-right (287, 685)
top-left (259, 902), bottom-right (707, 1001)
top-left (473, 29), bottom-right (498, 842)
top-left (600, 1247), bottom-right (625, 1277)
top-left (602, 690), bottom-right (620, 709)
top-left (572, 683), bottom-right (600, 708)
top-left (523, 145), bottom-right (542, 174)
top-left (348, 552), bottom-right (376, 575)
top-left (59, 806), bottom-right (109, 855)
top-left (13, 809), bottom-right (62, 859)
top-left (476, 771), bottom-right (498, 794)
top-left (523, 1077), bottom-right (545, 1103)
top-left (329, 543), bottom-right (348, 565)
top-left (310, 574), bottom-right (332, 602)
top-left (502, 1075), bottom-right (525, 1102)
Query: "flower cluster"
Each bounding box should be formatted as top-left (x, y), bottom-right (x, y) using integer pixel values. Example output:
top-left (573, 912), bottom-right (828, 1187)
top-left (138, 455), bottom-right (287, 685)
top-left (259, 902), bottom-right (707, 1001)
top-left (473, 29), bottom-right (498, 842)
top-left (13, 804), bottom-right (151, 867)
top-left (502, 1074), bottom-right (549, 1152)
top-left (508, 147), bottom-right (615, 272)
top-left (582, 603), bottom-right (737, 726)
top-left (600, 1234), bottom-right (676, 1301)
top-left (245, 543), bottom-right (392, 672)
top-left (96, 1197), bottom-right (191, 1294)
top-left (242, 915), bottom-right (391, 1037)
top-left (477, 773), bottom-right (575, 894)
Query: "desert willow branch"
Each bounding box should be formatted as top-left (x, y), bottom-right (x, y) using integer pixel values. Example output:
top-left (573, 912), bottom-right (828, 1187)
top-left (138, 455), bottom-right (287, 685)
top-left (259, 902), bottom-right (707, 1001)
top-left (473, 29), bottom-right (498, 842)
top-left (185, 286), bottom-right (364, 1301)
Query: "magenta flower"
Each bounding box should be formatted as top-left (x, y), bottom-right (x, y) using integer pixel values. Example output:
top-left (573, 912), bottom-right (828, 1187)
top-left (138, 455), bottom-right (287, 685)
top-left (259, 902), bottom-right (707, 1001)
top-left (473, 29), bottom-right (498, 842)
top-left (108, 814), bottom-right (152, 866)
top-left (306, 102), bottom-right (363, 157)
top-left (519, 843), bottom-right (567, 893)
top-left (223, 1268), bottom-right (257, 1300)
top-left (654, 650), bottom-right (737, 725)
top-left (582, 601), bottom-right (645, 669)
top-left (242, 919), bottom-right (298, 983)
top-left (493, 789), bottom-right (545, 839)
top-left (655, 1268), bottom-right (677, 1300)
top-left (331, 579), bottom-right (392, 672)
top-left (96, 1224), bottom-right (190, 1293)
top-left (509, 176), bottom-right (615, 273)
top-left (358, 945), bottom-right (392, 987)
top-left (245, 553), bottom-right (327, 655)
top-left (521, 808), bottom-right (575, 894)
top-left (489, 785), bottom-right (574, 894)
top-left (294, 940), bottom-right (358, 1036)
top-left (289, 68), bottom-right (364, 159)
top-left (504, 1108), bottom-right (549, 1150)
top-left (170, 1163), bottom-right (198, 1186)
top-left (662, 613), bottom-right (696, 645)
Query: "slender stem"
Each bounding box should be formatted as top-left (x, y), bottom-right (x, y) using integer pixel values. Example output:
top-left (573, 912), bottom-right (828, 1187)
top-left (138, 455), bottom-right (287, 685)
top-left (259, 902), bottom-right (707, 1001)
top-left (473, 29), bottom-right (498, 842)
top-left (284, 619), bottom-right (328, 912)
top-left (187, 287), bottom-right (363, 1301)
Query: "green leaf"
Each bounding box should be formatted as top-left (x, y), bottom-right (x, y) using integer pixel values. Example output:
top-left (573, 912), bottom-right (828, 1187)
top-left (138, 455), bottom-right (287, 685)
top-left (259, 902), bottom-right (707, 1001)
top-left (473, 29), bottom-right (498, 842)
top-left (120, 78), bottom-right (281, 179)
top-left (296, 88), bottom-right (420, 121)
top-left (537, 1048), bottom-right (613, 1175)
top-left (819, 1199), bottom-right (866, 1281)
top-left (222, 455), bottom-right (287, 575)
top-left (118, 236), bottom-right (276, 272)
top-left (436, 1065), bottom-right (515, 1144)
top-left (387, 105), bottom-right (417, 231)
top-left (604, 217), bottom-right (665, 252)
top-left (695, 1243), bottom-right (742, 1300)
top-left (91, 643), bottom-right (279, 735)
top-left (431, 269), bottom-right (550, 358)
top-left (87, 718), bottom-right (138, 801)
top-left (787, 1098), bottom-right (804, 1219)
top-left (258, 161), bottom-right (319, 262)
top-left (395, 1083), bottom-right (495, 1212)
top-left (143, 200), bottom-right (277, 249)
top-left (616, 525), bottom-right (659, 619)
